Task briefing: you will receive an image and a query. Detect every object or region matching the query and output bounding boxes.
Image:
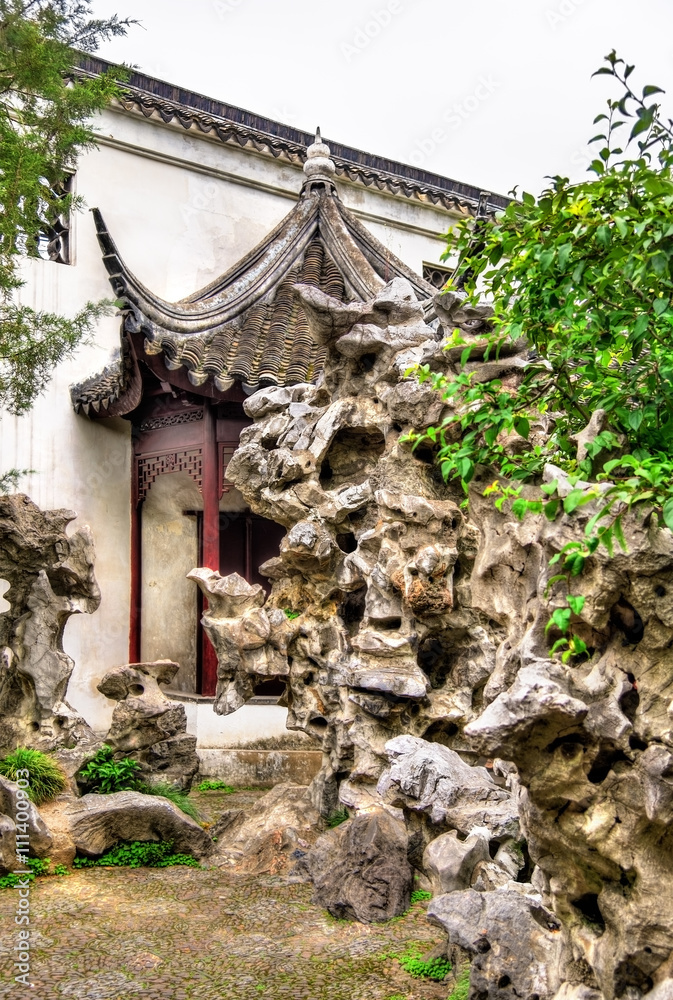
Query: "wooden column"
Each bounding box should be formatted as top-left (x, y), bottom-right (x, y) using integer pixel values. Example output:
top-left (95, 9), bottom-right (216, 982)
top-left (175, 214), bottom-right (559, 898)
top-left (201, 400), bottom-right (220, 696)
top-left (129, 460), bottom-right (142, 664)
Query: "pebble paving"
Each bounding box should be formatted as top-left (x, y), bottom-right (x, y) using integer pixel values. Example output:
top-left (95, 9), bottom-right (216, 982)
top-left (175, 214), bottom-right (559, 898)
top-left (0, 790), bottom-right (450, 1000)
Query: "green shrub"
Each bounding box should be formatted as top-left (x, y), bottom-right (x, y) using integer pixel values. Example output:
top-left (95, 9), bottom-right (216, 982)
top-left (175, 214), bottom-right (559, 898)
top-left (0, 747), bottom-right (68, 805)
top-left (138, 781), bottom-right (200, 822)
top-left (78, 745), bottom-right (142, 794)
top-left (197, 779), bottom-right (235, 793)
top-left (410, 889), bottom-right (432, 904)
top-left (397, 948), bottom-right (452, 981)
top-left (447, 966), bottom-right (470, 1000)
top-left (0, 856), bottom-right (69, 889)
top-left (73, 839), bottom-right (200, 869)
top-left (326, 808), bottom-right (349, 828)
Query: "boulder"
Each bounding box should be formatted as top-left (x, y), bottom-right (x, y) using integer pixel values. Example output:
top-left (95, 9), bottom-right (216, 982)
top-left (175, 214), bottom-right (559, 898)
top-left (0, 774), bottom-right (52, 868)
top-left (428, 888), bottom-right (567, 1000)
top-left (423, 829), bottom-right (490, 895)
top-left (308, 809), bottom-right (412, 923)
top-left (65, 791), bottom-right (213, 859)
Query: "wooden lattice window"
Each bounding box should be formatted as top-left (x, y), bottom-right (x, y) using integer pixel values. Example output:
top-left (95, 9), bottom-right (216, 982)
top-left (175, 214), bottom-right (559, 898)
top-left (422, 262), bottom-right (453, 290)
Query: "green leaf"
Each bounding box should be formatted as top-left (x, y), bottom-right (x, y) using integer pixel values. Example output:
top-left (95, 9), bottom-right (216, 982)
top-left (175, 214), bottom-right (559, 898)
top-left (546, 608), bottom-right (572, 635)
top-left (663, 498), bottom-right (673, 531)
top-left (567, 594), bottom-right (586, 615)
top-left (544, 498), bottom-right (560, 521)
top-left (643, 85), bottom-right (664, 97)
top-left (564, 489), bottom-right (586, 514)
top-left (514, 417), bottom-right (530, 439)
top-left (653, 297), bottom-right (670, 316)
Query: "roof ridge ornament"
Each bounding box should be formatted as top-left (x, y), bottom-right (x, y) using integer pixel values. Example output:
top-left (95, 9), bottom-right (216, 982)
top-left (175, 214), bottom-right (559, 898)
top-left (302, 126), bottom-right (338, 196)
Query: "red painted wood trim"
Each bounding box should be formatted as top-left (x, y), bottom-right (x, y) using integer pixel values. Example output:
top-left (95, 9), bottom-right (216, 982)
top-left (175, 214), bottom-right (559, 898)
top-left (129, 460), bottom-right (142, 663)
top-left (201, 402), bottom-right (220, 696)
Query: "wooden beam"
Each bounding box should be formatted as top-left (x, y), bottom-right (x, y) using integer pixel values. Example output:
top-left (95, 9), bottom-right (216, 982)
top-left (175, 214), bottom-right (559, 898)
top-left (129, 459), bottom-right (142, 663)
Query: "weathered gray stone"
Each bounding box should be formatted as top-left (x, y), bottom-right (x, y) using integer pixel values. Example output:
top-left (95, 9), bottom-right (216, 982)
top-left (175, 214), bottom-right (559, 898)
top-left (0, 775), bottom-right (53, 868)
top-left (428, 889), bottom-right (567, 1000)
top-left (97, 660), bottom-right (199, 791)
top-left (308, 809), bottom-right (412, 923)
top-left (423, 828), bottom-right (490, 894)
top-left (0, 494), bottom-right (100, 752)
top-left (66, 791), bottom-right (213, 859)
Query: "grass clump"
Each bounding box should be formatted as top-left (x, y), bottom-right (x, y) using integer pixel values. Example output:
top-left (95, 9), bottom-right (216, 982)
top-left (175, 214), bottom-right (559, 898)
top-left (73, 840), bottom-right (201, 870)
top-left (197, 779), bottom-right (235, 793)
top-left (0, 857), bottom-right (69, 889)
top-left (138, 781), bottom-right (200, 823)
top-left (396, 948), bottom-right (452, 982)
top-left (447, 966), bottom-right (470, 1000)
top-left (0, 747), bottom-right (68, 805)
top-left (326, 808), bottom-right (349, 828)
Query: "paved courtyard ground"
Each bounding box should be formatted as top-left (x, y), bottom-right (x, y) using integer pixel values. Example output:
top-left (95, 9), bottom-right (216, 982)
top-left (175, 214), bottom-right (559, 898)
top-left (0, 789), bottom-right (452, 1000)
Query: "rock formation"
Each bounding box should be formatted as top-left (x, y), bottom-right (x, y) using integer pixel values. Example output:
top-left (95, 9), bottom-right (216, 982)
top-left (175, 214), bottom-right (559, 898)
top-left (97, 659), bottom-right (199, 791)
top-left (189, 278), bottom-right (673, 998)
top-left (0, 494), bottom-right (101, 756)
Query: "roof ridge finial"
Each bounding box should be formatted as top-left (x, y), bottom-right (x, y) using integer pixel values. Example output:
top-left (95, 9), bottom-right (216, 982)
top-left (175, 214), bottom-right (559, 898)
top-left (303, 127), bottom-right (336, 190)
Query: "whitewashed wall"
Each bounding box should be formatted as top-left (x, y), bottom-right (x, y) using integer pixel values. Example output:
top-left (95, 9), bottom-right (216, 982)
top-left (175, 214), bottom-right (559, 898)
top-left (1, 102), bottom-right (461, 740)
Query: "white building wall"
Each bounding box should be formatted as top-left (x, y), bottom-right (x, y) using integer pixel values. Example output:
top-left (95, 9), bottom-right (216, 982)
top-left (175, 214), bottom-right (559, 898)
top-left (1, 102), bottom-right (462, 741)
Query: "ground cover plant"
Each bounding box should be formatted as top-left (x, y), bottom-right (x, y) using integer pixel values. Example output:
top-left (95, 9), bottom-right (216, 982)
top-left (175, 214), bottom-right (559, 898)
top-left (0, 746), bottom-right (67, 803)
top-left (407, 52), bottom-right (673, 657)
top-left (72, 839), bottom-right (201, 870)
top-left (197, 778), bottom-right (236, 792)
top-left (0, 856), bottom-right (68, 888)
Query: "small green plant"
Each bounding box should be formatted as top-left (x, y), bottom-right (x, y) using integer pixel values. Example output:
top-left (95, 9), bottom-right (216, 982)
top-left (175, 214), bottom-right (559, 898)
top-left (410, 889), bottom-right (432, 904)
top-left (326, 808), bottom-right (349, 828)
top-left (447, 966), bottom-right (471, 1000)
top-left (78, 745), bottom-right (142, 794)
top-left (138, 781), bottom-right (200, 823)
top-left (0, 856), bottom-right (69, 889)
top-left (0, 747), bottom-right (68, 805)
top-left (73, 840), bottom-right (201, 870)
top-left (283, 608), bottom-right (300, 620)
top-left (397, 948), bottom-right (452, 981)
top-left (197, 779), bottom-right (236, 793)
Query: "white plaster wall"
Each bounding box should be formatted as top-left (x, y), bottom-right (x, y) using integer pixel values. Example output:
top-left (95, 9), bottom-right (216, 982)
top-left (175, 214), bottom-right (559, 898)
top-left (1, 100), bottom-right (465, 739)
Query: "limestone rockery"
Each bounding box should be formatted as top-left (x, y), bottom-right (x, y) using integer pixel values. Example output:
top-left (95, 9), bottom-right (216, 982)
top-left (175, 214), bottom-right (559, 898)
top-left (189, 278), bottom-right (673, 1000)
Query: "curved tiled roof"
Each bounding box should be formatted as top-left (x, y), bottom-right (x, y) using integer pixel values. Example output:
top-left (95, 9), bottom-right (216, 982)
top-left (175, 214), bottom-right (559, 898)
top-left (70, 140), bottom-right (440, 417)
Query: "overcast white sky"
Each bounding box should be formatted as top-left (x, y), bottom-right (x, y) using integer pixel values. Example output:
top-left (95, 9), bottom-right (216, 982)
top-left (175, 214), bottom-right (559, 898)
top-left (90, 0), bottom-right (673, 198)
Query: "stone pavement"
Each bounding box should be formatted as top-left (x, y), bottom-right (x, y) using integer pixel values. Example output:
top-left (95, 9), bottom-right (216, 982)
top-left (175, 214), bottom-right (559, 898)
top-left (0, 790), bottom-right (450, 1000)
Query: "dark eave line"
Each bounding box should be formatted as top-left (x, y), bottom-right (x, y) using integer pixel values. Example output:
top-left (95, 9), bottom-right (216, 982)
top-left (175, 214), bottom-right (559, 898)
top-left (75, 55), bottom-right (509, 215)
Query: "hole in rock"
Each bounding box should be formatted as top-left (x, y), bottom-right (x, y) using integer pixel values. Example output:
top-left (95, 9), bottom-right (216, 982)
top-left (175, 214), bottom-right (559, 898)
top-left (610, 597), bottom-right (644, 645)
top-left (516, 841), bottom-right (534, 883)
top-left (614, 959), bottom-right (653, 995)
top-left (29, 721), bottom-right (40, 732)
top-left (587, 746), bottom-right (629, 784)
top-left (338, 586), bottom-right (367, 630)
top-left (53, 716), bottom-right (67, 730)
top-left (359, 353), bottom-right (376, 372)
top-left (629, 734), bottom-right (648, 751)
top-left (303, 672), bottom-right (314, 687)
top-left (571, 893), bottom-right (605, 933)
top-left (498, 976), bottom-right (511, 989)
top-left (619, 867), bottom-right (637, 896)
top-left (410, 704), bottom-right (420, 716)
top-left (129, 684), bottom-right (145, 696)
top-left (451, 517), bottom-right (459, 530)
top-left (310, 716), bottom-right (328, 730)
top-left (319, 427), bottom-right (385, 488)
top-left (475, 937), bottom-right (491, 953)
top-left (414, 447), bottom-right (436, 465)
top-left (253, 677), bottom-right (286, 697)
top-left (336, 532), bottom-right (357, 553)
top-left (422, 720), bottom-right (459, 746)
top-left (619, 685), bottom-right (640, 723)
top-left (377, 616), bottom-right (402, 631)
top-left (471, 679), bottom-right (487, 712)
top-left (655, 585), bottom-right (667, 597)
top-left (0, 579), bottom-right (10, 614)
top-left (392, 422), bottom-right (403, 433)
top-left (488, 839), bottom-right (499, 859)
top-left (546, 733), bottom-right (586, 756)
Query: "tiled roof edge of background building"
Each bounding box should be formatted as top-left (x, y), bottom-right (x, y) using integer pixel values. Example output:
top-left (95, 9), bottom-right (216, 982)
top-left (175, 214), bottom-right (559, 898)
top-left (75, 56), bottom-right (509, 216)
